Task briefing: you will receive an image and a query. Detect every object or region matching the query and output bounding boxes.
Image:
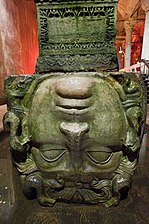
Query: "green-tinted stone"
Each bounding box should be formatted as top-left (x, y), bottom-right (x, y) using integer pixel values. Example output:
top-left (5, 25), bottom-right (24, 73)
top-left (35, 0), bottom-right (118, 72)
top-left (4, 72), bottom-right (147, 207)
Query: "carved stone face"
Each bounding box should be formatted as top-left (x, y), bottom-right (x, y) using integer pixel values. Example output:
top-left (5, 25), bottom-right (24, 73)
top-left (28, 75), bottom-right (126, 181)
top-left (4, 72), bottom-right (146, 207)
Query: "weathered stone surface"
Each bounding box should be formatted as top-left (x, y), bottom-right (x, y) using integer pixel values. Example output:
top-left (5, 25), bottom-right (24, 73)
top-left (4, 71), bottom-right (146, 208)
top-left (1, 0), bottom-right (147, 216)
top-left (1, 132), bottom-right (149, 224)
top-left (35, 0), bottom-right (118, 72)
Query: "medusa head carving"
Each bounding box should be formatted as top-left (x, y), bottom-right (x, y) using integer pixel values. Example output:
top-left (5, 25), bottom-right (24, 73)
top-left (4, 72), bottom-right (146, 207)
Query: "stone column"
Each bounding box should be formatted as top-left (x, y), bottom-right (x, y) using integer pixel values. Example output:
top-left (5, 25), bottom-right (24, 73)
top-left (124, 21), bottom-right (134, 68)
top-left (141, 0), bottom-right (149, 59)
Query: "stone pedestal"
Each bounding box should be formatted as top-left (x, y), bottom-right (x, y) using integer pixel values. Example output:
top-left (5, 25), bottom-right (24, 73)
top-left (35, 0), bottom-right (118, 73)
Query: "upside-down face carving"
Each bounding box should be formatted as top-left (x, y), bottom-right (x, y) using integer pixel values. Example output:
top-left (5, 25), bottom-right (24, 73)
top-left (4, 72), bottom-right (146, 207)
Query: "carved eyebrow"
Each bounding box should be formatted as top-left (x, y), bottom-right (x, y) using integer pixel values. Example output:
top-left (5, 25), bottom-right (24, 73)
top-left (85, 145), bottom-right (123, 152)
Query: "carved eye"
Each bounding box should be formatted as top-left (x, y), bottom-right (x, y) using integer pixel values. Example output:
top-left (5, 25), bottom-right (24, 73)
top-left (39, 145), bottom-right (67, 162)
top-left (86, 147), bottom-right (113, 164)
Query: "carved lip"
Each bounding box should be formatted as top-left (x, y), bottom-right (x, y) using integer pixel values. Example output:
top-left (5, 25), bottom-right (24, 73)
top-left (56, 106), bottom-right (90, 115)
top-left (56, 97), bottom-right (92, 114)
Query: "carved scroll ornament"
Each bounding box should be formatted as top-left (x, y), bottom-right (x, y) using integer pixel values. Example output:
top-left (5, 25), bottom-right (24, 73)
top-left (4, 72), bottom-right (146, 207)
top-left (35, 0), bottom-right (118, 72)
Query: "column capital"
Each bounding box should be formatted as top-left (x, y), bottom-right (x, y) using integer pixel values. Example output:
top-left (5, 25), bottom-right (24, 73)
top-left (141, 0), bottom-right (149, 12)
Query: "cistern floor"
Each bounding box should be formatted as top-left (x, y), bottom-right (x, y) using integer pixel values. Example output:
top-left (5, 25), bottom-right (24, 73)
top-left (0, 121), bottom-right (149, 223)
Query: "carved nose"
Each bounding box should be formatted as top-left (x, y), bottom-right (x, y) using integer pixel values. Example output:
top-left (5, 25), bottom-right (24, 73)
top-left (55, 77), bottom-right (92, 99)
top-left (60, 122), bottom-right (89, 172)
